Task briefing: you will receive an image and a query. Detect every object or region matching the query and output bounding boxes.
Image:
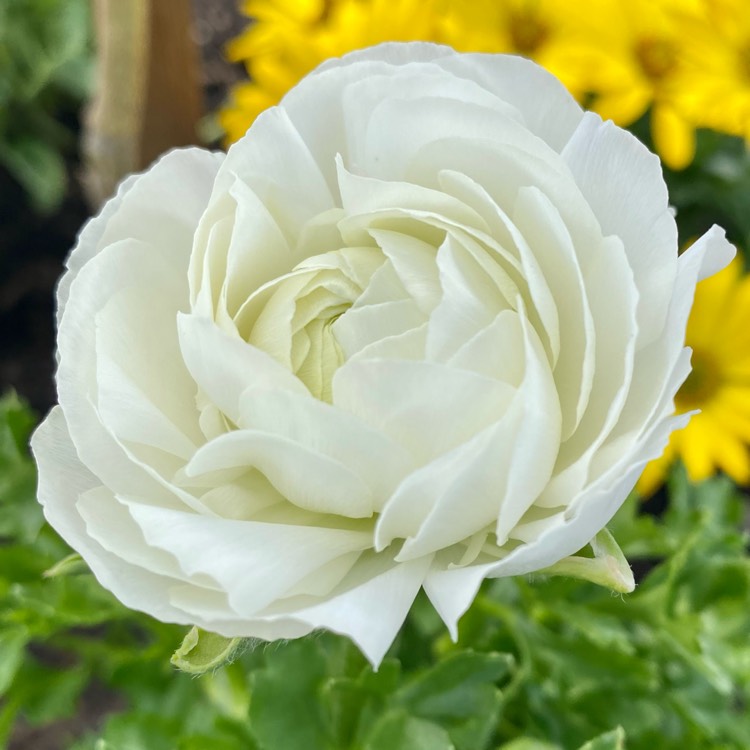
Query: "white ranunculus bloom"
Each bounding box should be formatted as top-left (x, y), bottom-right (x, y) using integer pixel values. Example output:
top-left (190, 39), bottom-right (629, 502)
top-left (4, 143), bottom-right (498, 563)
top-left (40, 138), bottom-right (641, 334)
top-left (32, 43), bottom-right (733, 666)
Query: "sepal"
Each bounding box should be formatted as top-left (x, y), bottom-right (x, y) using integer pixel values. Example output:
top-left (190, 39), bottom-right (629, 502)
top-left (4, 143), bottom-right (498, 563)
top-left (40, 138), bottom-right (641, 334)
top-left (540, 528), bottom-right (634, 593)
top-left (171, 626), bottom-right (244, 675)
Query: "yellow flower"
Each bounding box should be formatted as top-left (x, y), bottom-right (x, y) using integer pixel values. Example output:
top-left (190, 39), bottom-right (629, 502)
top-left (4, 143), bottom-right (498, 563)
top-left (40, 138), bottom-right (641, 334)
top-left (675, 0), bottom-right (750, 141)
top-left (638, 255), bottom-right (750, 495)
top-left (545, 0), bottom-right (702, 170)
top-left (440, 0), bottom-right (619, 106)
top-left (440, 0), bottom-right (566, 61)
top-left (220, 0), bottom-right (450, 143)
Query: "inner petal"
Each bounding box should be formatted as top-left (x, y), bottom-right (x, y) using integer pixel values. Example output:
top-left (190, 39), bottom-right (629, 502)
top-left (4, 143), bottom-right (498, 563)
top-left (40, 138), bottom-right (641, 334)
top-left (247, 247), bottom-right (386, 400)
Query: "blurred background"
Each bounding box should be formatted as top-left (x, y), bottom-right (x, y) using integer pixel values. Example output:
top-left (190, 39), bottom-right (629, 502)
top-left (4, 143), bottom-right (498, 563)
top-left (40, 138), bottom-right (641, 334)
top-left (0, 0), bottom-right (248, 416)
top-left (2, 1), bottom-right (750, 748)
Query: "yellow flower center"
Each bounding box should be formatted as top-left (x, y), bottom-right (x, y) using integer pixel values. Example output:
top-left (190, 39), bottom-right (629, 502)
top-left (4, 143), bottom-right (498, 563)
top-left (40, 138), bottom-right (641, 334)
top-left (316, 0), bottom-right (333, 24)
top-left (247, 247), bottom-right (385, 403)
top-left (675, 349), bottom-right (721, 412)
top-left (635, 37), bottom-right (676, 81)
top-left (508, 10), bottom-right (549, 55)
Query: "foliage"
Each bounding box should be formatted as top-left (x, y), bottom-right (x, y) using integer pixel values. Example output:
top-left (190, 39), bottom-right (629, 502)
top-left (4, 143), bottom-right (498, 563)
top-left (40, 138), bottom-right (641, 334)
top-left (0, 0), bottom-right (92, 212)
top-left (2, 389), bottom-right (749, 748)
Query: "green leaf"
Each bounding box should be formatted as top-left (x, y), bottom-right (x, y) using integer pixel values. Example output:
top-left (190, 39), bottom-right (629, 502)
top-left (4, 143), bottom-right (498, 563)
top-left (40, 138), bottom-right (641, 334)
top-left (43, 552), bottom-right (87, 578)
top-left (0, 699), bottom-right (20, 749)
top-left (0, 135), bottom-right (67, 213)
top-left (322, 656), bottom-right (401, 747)
top-left (0, 0), bottom-right (91, 210)
top-left (363, 709), bottom-right (455, 750)
top-left (92, 713), bottom-right (186, 750)
top-left (180, 735), bottom-right (256, 750)
top-left (497, 740), bottom-right (558, 750)
top-left (201, 662), bottom-right (251, 721)
top-left (665, 132), bottom-right (750, 249)
top-left (13, 656), bottom-right (90, 724)
top-left (248, 639), bottom-right (334, 750)
top-left (395, 650), bottom-right (513, 750)
top-left (0, 627), bottom-right (28, 694)
top-left (0, 392), bottom-right (35, 449)
top-left (0, 0), bottom-right (90, 98)
top-left (171, 627), bottom-right (244, 675)
top-left (0, 392), bottom-right (40, 544)
top-left (577, 727), bottom-right (626, 749)
top-left (396, 650), bottom-right (514, 718)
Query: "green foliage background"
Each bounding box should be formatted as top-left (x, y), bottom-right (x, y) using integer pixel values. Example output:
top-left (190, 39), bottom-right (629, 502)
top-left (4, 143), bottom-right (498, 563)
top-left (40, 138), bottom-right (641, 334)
top-left (1, 358), bottom-right (749, 749)
top-left (0, 0), bottom-right (91, 212)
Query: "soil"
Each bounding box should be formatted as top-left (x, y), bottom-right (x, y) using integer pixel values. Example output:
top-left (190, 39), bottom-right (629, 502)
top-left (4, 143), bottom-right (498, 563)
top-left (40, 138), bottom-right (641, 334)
top-left (0, 161), bottom-right (85, 414)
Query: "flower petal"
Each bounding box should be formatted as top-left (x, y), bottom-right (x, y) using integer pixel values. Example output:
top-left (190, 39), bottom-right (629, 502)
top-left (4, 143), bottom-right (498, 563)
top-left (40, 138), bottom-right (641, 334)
top-left (31, 408), bottom-right (190, 622)
top-left (562, 113), bottom-right (678, 346)
top-left (177, 313), bottom-right (308, 425)
top-left (122, 498), bottom-right (372, 617)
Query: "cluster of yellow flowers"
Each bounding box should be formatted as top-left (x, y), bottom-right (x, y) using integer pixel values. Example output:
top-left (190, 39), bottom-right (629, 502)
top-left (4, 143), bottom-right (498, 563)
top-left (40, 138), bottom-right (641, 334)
top-left (637, 258), bottom-right (750, 494)
top-left (221, 0), bottom-right (750, 170)
top-left (220, 0), bottom-right (750, 493)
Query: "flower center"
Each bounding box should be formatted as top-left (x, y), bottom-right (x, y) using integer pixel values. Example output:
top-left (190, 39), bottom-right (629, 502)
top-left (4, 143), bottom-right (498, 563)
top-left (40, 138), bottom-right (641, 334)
top-left (508, 10), bottom-right (549, 55)
top-left (635, 37), bottom-right (676, 80)
top-left (675, 349), bottom-right (721, 412)
top-left (247, 247), bottom-right (384, 402)
top-left (314, 0), bottom-right (333, 24)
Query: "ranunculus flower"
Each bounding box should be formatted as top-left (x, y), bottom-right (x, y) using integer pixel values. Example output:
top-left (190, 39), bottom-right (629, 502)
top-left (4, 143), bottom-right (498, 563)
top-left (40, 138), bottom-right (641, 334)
top-left (33, 43), bottom-right (733, 666)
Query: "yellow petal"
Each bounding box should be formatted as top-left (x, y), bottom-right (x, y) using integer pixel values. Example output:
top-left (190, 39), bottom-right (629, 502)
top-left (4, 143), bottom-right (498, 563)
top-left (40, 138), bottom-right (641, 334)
top-left (593, 86), bottom-right (652, 126)
top-left (686, 257), bottom-right (742, 347)
top-left (711, 429), bottom-right (750, 484)
top-left (679, 417), bottom-right (717, 483)
top-left (651, 104), bottom-right (696, 170)
top-left (637, 447), bottom-right (674, 497)
top-left (711, 398), bottom-right (750, 442)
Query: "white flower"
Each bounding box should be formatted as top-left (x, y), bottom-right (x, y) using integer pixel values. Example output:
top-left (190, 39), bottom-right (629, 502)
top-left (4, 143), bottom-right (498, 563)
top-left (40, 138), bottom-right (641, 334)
top-left (32, 43), bottom-right (733, 666)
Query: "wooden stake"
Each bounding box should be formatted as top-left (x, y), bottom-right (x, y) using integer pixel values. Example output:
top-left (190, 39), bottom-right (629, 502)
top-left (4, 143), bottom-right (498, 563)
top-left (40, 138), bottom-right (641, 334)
top-left (139, 0), bottom-right (203, 167)
top-left (82, 0), bottom-right (203, 208)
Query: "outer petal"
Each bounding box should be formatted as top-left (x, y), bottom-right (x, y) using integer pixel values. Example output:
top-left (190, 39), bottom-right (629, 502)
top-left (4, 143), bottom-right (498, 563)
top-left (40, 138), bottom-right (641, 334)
top-left (433, 52), bottom-right (584, 152)
top-left (31, 408), bottom-right (191, 623)
top-left (259, 553), bottom-right (433, 668)
top-left (58, 148), bottom-right (223, 323)
top-left (424, 412), bottom-right (688, 639)
top-left (309, 44), bottom-right (584, 152)
top-left (562, 113), bottom-right (678, 347)
top-left (120, 499), bottom-right (371, 617)
top-left (693, 224), bottom-right (736, 282)
top-left (58, 239), bottom-right (193, 501)
top-left (56, 148), bottom-right (223, 500)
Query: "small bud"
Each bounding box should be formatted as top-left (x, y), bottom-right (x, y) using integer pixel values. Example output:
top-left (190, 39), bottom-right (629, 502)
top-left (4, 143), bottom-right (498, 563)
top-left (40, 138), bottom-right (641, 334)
top-left (541, 529), bottom-right (635, 594)
top-left (171, 626), bottom-right (244, 675)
